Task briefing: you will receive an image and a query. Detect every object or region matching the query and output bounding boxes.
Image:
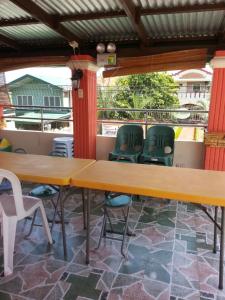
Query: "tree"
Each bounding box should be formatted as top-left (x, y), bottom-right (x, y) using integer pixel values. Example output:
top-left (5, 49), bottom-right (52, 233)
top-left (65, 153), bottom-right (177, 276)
top-left (113, 73), bottom-right (179, 113)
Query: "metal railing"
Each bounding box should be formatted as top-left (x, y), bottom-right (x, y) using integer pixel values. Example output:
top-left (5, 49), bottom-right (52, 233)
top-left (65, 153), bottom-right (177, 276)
top-left (2, 105), bottom-right (209, 137)
top-left (97, 107), bottom-right (208, 136)
top-left (3, 104), bottom-right (73, 132)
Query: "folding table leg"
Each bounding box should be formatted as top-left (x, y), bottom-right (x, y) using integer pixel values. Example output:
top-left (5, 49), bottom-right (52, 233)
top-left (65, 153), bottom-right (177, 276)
top-left (86, 189), bottom-right (90, 264)
top-left (59, 187), bottom-right (67, 259)
top-left (213, 206), bottom-right (218, 254)
top-left (219, 206), bottom-right (225, 290)
top-left (82, 189), bottom-right (87, 230)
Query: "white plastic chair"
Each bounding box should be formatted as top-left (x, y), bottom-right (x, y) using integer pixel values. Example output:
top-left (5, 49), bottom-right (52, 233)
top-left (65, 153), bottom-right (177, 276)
top-left (0, 169), bottom-right (53, 276)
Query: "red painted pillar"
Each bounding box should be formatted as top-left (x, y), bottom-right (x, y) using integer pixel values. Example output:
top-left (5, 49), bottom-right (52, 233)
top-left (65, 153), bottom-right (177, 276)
top-left (0, 107), bottom-right (3, 129)
top-left (205, 51), bottom-right (225, 170)
top-left (67, 55), bottom-right (98, 159)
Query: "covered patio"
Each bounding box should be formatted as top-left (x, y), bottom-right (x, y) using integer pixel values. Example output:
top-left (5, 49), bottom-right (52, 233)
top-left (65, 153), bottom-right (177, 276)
top-left (0, 187), bottom-right (220, 300)
top-left (1, 0), bottom-right (225, 299)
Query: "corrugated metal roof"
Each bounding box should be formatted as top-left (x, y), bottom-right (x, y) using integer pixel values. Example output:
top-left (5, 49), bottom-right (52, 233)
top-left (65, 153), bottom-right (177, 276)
top-left (133, 0), bottom-right (225, 9)
top-left (0, 24), bottom-right (62, 41)
top-left (63, 17), bottom-right (137, 41)
top-left (142, 11), bottom-right (224, 39)
top-left (0, 1), bottom-right (31, 20)
top-left (0, 0), bottom-right (224, 57)
top-left (31, 0), bottom-right (123, 15)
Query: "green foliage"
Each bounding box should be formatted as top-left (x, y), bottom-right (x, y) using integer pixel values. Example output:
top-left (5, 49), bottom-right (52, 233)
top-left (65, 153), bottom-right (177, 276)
top-left (114, 73), bottom-right (179, 112)
top-left (97, 86), bottom-right (117, 119)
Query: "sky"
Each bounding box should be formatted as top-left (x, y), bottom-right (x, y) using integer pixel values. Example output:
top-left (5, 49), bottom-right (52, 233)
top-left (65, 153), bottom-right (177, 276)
top-left (5, 67), bottom-right (72, 86)
top-left (5, 64), bottom-right (213, 86)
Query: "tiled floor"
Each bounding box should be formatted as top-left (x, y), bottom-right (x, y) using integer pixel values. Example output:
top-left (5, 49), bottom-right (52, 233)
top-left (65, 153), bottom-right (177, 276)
top-left (0, 186), bottom-right (225, 300)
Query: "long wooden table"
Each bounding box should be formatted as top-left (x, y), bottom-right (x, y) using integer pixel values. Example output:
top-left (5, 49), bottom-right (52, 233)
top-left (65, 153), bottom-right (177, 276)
top-left (71, 160), bottom-right (225, 289)
top-left (0, 152), bottom-right (95, 257)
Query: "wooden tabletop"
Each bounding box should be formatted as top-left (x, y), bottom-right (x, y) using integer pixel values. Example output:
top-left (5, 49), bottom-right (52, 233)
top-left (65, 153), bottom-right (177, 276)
top-left (71, 160), bottom-right (225, 207)
top-left (0, 152), bottom-right (95, 186)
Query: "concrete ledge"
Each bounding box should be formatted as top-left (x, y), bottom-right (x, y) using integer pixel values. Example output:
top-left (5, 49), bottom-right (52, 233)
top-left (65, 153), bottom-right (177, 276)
top-left (0, 130), bottom-right (205, 169)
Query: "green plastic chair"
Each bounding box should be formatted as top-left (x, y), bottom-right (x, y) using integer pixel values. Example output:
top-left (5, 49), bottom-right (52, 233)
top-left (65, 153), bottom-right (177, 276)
top-left (108, 125), bottom-right (144, 163)
top-left (140, 125), bottom-right (175, 166)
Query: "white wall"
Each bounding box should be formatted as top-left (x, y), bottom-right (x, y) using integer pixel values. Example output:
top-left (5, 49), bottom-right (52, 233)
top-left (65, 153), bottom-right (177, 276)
top-left (0, 129), bottom-right (72, 155)
top-left (96, 135), bottom-right (205, 169)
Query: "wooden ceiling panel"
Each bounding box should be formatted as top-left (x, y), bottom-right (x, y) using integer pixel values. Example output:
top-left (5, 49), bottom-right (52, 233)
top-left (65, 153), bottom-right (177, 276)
top-left (103, 49), bottom-right (207, 78)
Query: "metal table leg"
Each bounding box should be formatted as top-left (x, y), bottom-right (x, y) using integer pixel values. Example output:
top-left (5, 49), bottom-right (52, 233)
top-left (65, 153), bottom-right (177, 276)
top-left (214, 206), bottom-right (218, 254)
top-left (82, 189), bottom-right (87, 230)
top-left (86, 189), bottom-right (90, 264)
top-left (219, 207), bottom-right (225, 290)
top-left (59, 187), bottom-right (67, 259)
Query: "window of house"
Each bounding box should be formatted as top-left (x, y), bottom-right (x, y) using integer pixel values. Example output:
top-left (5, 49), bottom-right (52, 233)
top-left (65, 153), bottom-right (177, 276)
top-left (192, 83), bottom-right (201, 93)
top-left (43, 96), bottom-right (61, 107)
top-left (17, 95), bottom-right (33, 106)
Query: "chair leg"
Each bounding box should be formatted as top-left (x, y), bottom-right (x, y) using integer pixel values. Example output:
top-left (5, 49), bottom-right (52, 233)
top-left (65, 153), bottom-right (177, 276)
top-left (121, 206), bottom-right (130, 258)
top-left (105, 208), bottom-right (113, 233)
top-left (0, 215), bottom-right (2, 237)
top-left (96, 209), bottom-right (107, 250)
top-left (2, 215), bottom-right (17, 276)
top-left (39, 203), bottom-right (53, 244)
top-left (50, 193), bottom-right (60, 232)
top-left (25, 209), bottom-right (38, 238)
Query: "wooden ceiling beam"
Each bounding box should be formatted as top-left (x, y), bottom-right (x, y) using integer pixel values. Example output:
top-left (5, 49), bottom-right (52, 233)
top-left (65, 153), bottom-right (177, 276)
top-left (0, 39), bottom-right (223, 60)
top-left (117, 39), bottom-right (224, 58)
top-left (103, 60), bottom-right (206, 78)
top-left (0, 33), bottom-right (20, 49)
top-left (0, 56), bottom-right (69, 72)
top-left (117, 49), bottom-right (207, 68)
top-left (0, 17), bottom-right (38, 27)
top-left (9, 0), bottom-right (80, 43)
top-left (119, 0), bottom-right (149, 45)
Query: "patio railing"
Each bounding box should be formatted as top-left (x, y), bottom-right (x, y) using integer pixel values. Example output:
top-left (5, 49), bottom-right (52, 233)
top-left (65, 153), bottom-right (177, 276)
top-left (97, 107), bottom-right (208, 136)
top-left (3, 105), bottom-right (73, 132)
top-left (2, 105), bottom-right (209, 137)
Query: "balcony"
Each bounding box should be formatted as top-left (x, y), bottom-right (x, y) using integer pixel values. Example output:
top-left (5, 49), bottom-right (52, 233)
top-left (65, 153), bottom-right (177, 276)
top-left (0, 106), bottom-right (223, 299)
top-left (178, 91), bottom-right (210, 106)
top-left (1, 105), bottom-right (207, 169)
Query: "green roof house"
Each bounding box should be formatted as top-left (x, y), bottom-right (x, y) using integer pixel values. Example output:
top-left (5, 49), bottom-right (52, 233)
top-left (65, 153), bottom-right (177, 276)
top-left (8, 74), bottom-right (63, 107)
top-left (7, 75), bottom-right (70, 131)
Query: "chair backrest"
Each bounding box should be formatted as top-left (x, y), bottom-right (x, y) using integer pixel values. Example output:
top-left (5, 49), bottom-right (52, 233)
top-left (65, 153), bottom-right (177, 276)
top-left (114, 125), bottom-right (144, 153)
top-left (0, 169), bottom-right (24, 218)
top-left (145, 125), bottom-right (175, 155)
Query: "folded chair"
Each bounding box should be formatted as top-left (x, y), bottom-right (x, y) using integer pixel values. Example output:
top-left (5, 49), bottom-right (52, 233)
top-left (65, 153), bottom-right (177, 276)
top-left (96, 193), bottom-right (132, 257)
top-left (140, 125), bottom-right (175, 166)
top-left (0, 169), bottom-right (52, 276)
top-left (27, 151), bottom-right (66, 235)
top-left (108, 125), bottom-right (143, 163)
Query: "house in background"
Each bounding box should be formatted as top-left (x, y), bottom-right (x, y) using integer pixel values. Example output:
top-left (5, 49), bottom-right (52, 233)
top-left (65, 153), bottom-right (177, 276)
top-left (7, 74), bottom-right (71, 131)
top-left (8, 74), bottom-right (63, 107)
top-left (172, 68), bottom-right (212, 108)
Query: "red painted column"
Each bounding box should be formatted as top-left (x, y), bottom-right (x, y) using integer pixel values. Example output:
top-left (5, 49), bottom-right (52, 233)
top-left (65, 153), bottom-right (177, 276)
top-left (67, 55), bottom-right (98, 159)
top-left (205, 51), bottom-right (225, 170)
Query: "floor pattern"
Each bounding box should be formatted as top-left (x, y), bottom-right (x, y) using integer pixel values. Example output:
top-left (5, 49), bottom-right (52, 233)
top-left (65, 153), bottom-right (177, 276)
top-left (0, 186), bottom-right (224, 299)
